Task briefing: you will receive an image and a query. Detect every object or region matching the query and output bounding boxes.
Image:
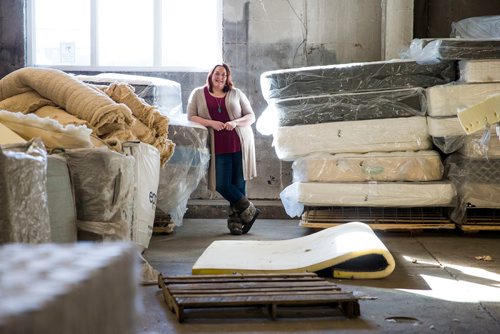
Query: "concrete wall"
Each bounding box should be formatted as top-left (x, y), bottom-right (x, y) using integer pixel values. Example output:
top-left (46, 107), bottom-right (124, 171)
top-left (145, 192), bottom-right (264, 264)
top-left (223, 0), bottom-right (384, 200)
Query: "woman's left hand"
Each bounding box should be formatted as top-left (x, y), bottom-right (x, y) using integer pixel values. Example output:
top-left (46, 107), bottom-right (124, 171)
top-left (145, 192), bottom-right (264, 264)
top-left (224, 121), bottom-right (237, 130)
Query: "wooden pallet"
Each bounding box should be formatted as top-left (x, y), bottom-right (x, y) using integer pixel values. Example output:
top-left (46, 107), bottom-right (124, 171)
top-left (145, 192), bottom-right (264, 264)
top-left (459, 208), bottom-right (500, 232)
top-left (158, 273), bottom-right (360, 322)
top-left (300, 207), bottom-right (455, 231)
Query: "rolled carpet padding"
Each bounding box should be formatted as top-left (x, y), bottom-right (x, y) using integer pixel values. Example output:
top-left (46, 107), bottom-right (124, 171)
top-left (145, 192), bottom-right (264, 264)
top-left (260, 59), bottom-right (456, 100)
top-left (292, 150), bottom-right (443, 182)
top-left (192, 222), bottom-right (395, 279)
top-left (271, 87), bottom-right (425, 127)
top-left (0, 242), bottom-right (138, 334)
top-left (274, 116), bottom-right (430, 161)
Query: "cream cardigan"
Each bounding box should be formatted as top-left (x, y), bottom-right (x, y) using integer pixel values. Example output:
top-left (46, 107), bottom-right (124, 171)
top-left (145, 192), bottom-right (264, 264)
top-left (187, 86), bottom-right (257, 191)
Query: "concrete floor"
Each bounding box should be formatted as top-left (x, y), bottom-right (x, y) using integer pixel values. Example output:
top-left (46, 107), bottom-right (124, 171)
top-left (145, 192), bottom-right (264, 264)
top-left (141, 218), bottom-right (500, 333)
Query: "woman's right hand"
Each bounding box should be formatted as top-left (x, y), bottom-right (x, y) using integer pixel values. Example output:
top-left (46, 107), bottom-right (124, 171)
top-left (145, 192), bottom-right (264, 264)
top-left (211, 120), bottom-right (225, 131)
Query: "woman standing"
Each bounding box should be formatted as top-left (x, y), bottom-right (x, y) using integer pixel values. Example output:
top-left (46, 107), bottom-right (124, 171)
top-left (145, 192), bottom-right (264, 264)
top-left (187, 63), bottom-right (260, 235)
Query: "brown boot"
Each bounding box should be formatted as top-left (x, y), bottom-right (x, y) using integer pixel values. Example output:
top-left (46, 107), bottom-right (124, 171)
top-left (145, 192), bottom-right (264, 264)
top-left (234, 197), bottom-right (261, 234)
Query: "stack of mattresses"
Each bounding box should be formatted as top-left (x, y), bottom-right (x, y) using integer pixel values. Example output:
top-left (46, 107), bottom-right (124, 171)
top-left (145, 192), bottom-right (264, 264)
top-left (446, 143), bottom-right (500, 228)
top-left (76, 73), bottom-right (183, 116)
top-left (57, 147), bottom-right (136, 241)
top-left (157, 114), bottom-right (209, 226)
top-left (0, 242), bottom-right (138, 334)
top-left (260, 60), bottom-right (457, 219)
top-left (426, 82), bottom-right (500, 153)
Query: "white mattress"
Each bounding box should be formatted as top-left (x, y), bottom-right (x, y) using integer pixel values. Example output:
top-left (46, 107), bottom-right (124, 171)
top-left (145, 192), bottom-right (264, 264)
top-left (285, 181), bottom-right (456, 208)
top-left (427, 83), bottom-right (500, 117)
top-left (427, 116), bottom-right (466, 137)
top-left (274, 116), bottom-right (430, 161)
top-left (292, 151), bottom-right (443, 182)
top-left (459, 59), bottom-right (500, 83)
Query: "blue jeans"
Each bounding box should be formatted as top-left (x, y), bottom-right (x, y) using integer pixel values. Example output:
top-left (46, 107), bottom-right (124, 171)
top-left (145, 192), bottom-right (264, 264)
top-left (215, 151), bottom-right (246, 206)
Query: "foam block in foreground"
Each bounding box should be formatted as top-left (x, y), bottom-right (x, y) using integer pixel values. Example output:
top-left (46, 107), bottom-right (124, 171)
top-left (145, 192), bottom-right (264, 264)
top-left (192, 222), bottom-right (395, 279)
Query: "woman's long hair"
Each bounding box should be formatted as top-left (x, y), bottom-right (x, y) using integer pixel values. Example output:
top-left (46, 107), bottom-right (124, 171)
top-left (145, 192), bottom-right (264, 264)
top-left (207, 63), bottom-right (234, 93)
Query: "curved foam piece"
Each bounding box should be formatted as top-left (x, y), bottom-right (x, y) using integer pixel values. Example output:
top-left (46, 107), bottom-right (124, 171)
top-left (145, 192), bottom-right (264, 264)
top-left (192, 222), bottom-right (395, 279)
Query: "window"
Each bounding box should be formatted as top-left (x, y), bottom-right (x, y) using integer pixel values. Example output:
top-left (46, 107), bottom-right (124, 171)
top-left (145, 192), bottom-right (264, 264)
top-left (26, 0), bottom-right (222, 71)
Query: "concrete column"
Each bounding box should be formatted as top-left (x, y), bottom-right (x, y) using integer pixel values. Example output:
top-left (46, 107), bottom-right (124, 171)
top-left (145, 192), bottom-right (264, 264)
top-left (381, 0), bottom-right (413, 60)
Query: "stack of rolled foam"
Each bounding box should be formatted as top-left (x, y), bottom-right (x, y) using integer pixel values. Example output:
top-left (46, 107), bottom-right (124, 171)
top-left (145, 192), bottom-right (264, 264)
top-left (156, 114), bottom-right (209, 226)
top-left (0, 242), bottom-right (138, 334)
top-left (260, 59), bottom-right (458, 217)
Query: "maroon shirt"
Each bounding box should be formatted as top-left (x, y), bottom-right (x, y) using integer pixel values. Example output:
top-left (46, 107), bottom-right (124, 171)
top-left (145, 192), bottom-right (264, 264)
top-left (204, 87), bottom-right (241, 154)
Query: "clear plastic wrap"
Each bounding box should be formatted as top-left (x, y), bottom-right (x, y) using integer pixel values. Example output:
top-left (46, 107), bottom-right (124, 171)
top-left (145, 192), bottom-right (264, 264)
top-left (75, 73), bottom-right (183, 116)
top-left (459, 59), bottom-right (500, 82)
top-left (426, 82), bottom-right (500, 117)
top-left (446, 153), bottom-right (500, 223)
top-left (122, 142), bottom-right (160, 250)
top-left (0, 242), bottom-right (138, 334)
top-left (260, 59), bottom-right (456, 101)
top-left (60, 147), bottom-right (136, 241)
top-left (273, 116), bottom-right (431, 161)
top-left (292, 151), bottom-right (443, 183)
top-left (408, 38), bottom-right (500, 64)
top-left (267, 87), bottom-right (425, 127)
top-left (451, 15), bottom-right (500, 39)
top-left (0, 139), bottom-right (51, 243)
top-left (156, 114), bottom-right (209, 226)
top-left (280, 181), bottom-right (457, 218)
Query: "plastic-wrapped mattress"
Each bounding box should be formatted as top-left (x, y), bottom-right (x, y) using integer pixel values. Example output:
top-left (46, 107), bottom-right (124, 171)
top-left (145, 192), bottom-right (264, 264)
top-left (292, 150), bottom-right (443, 182)
top-left (76, 73), bottom-right (182, 115)
top-left (274, 116), bottom-right (430, 161)
top-left (459, 59), bottom-right (500, 82)
top-left (280, 181), bottom-right (456, 217)
top-left (157, 114), bottom-right (209, 225)
top-left (447, 155), bottom-right (500, 208)
top-left (410, 38), bottom-right (500, 62)
top-left (260, 59), bottom-right (456, 100)
top-left (270, 87), bottom-right (425, 127)
top-left (427, 83), bottom-right (500, 117)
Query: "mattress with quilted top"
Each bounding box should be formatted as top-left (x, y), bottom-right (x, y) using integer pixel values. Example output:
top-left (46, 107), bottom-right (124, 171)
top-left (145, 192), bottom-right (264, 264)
top-left (292, 150), bottom-right (443, 182)
top-left (261, 59), bottom-right (456, 100)
top-left (274, 116), bottom-right (430, 161)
